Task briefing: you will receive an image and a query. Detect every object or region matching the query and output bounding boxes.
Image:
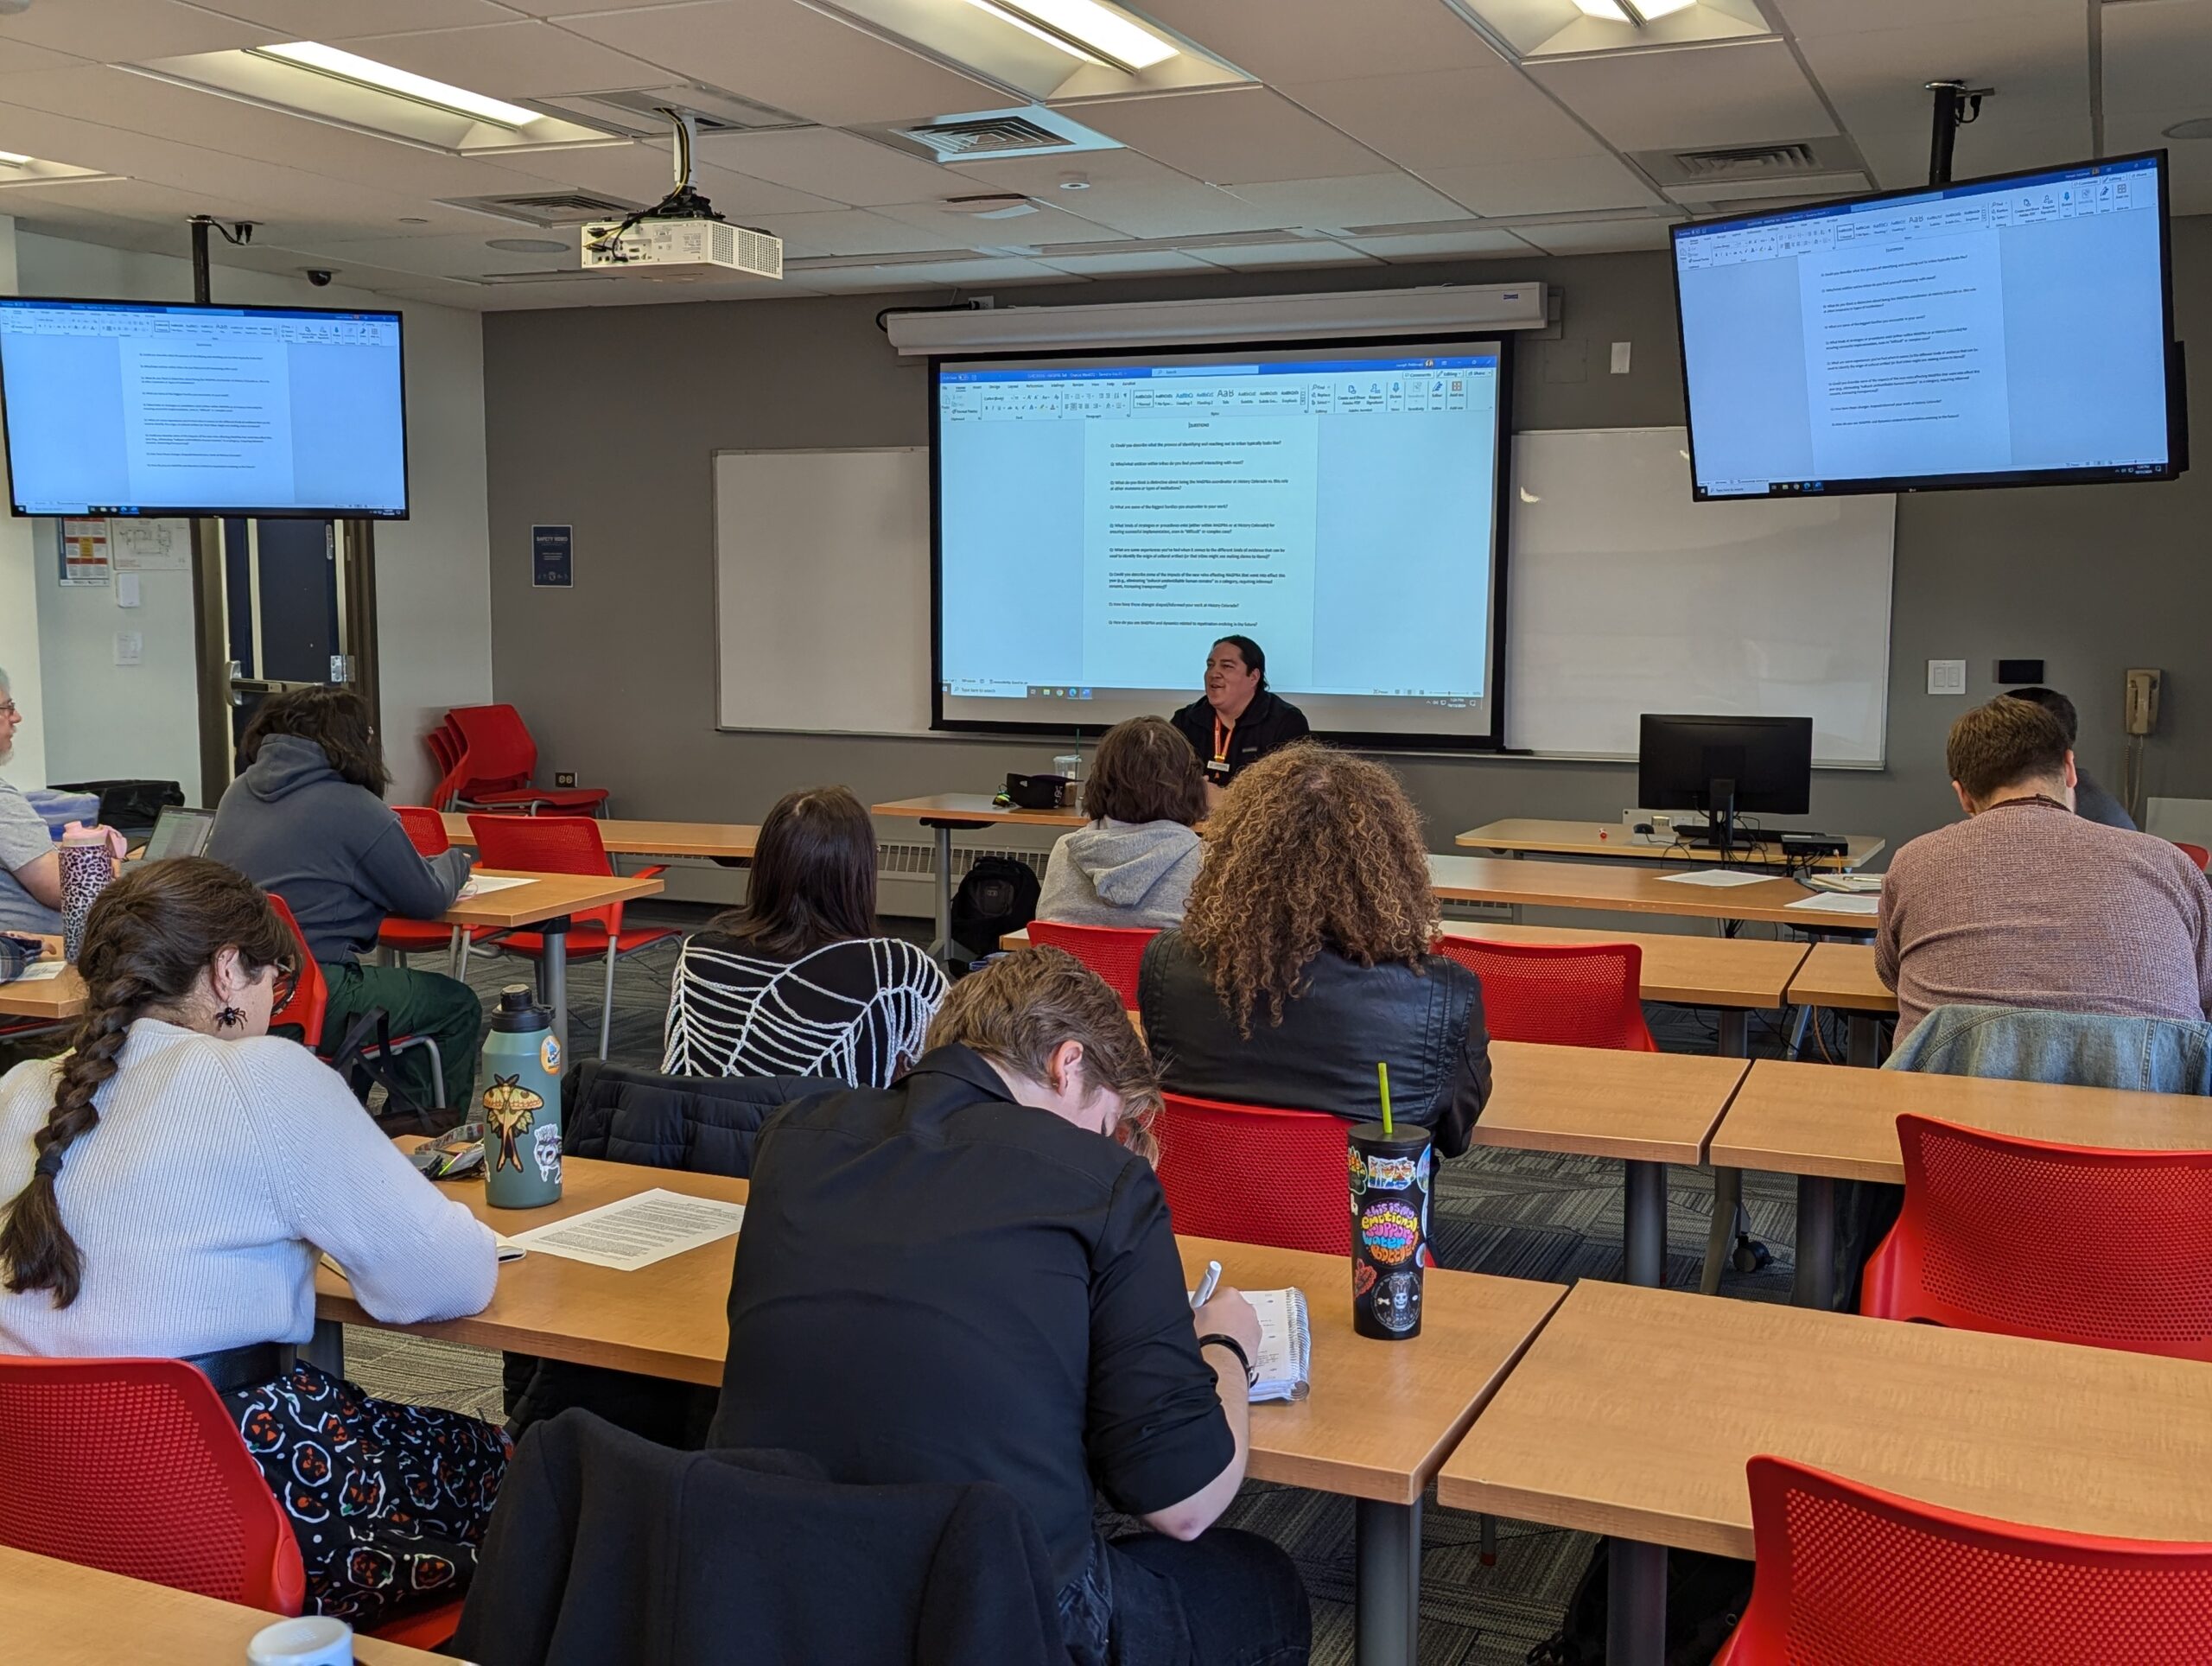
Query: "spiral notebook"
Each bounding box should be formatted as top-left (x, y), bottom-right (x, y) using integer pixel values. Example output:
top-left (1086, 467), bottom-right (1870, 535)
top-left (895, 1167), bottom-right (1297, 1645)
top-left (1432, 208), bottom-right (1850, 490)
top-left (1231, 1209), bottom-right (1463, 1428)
top-left (1236, 1288), bottom-right (1313, 1404)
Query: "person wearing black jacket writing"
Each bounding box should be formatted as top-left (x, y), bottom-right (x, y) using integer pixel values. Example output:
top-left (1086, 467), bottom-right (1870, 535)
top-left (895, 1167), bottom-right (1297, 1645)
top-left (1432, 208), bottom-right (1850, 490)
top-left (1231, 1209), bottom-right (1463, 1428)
top-left (1170, 636), bottom-right (1310, 812)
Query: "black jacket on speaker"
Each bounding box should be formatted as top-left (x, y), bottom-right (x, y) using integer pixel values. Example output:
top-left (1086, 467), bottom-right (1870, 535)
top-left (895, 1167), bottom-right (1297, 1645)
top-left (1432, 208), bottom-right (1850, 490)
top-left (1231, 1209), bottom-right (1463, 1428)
top-left (1137, 928), bottom-right (1491, 1159)
top-left (452, 1410), bottom-right (1064, 1666)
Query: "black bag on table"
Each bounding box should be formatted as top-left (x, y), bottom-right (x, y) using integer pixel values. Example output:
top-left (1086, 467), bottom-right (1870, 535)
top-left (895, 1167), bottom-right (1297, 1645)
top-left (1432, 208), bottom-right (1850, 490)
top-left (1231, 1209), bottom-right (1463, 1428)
top-left (948, 855), bottom-right (1039, 970)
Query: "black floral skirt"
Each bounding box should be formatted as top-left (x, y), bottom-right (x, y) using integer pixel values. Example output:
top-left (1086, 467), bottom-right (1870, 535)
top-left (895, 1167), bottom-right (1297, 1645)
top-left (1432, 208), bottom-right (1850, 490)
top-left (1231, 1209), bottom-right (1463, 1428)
top-left (223, 1362), bottom-right (511, 1630)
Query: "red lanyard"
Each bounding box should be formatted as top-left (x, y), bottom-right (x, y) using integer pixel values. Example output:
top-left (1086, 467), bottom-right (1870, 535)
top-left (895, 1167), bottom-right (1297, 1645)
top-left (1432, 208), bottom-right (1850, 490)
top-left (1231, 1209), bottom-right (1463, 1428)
top-left (1212, 715), bottom-right (1233, 762)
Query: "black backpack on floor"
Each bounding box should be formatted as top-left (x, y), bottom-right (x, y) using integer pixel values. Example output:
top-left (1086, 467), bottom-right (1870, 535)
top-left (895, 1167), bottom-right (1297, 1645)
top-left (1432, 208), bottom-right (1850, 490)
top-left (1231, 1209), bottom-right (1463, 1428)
top-left (948, 855), bottom-right (1039, 969)
top-left (1529, 1542), bottom-right (1753, 1665)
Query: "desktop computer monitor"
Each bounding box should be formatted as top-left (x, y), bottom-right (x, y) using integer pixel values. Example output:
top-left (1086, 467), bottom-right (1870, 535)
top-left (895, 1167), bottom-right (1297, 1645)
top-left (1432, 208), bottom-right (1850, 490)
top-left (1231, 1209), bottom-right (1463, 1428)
top-left (1638, 715), bottom-right (1813, 852)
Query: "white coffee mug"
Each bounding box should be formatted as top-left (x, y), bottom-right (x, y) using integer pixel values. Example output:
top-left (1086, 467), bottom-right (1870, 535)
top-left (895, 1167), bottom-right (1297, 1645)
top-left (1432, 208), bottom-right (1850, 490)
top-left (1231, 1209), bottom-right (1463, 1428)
top-left (246, 1615), bottom-right (353, 1665)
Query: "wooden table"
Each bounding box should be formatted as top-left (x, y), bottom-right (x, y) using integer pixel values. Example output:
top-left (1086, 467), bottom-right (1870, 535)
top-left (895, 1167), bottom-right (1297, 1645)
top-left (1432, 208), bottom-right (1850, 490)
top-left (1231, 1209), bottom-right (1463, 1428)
top-left (317, 1150), bottom-right (1566, 1666)
top-left (1709, 1057), bottom-right (2212, 1309)
top-left (0, 963), bottom-right (83, 1022)
top-left (448, 869), bottom-right (664, 1056)
top-left (0, 1544), bottom-right (448, 1664)
top-left (444, 812), bottom-right (760, 865)
top-left (1783, 941), bottom-right (1893, 1065)
top-left (871, 794), bottom-right (1086, 960)
top-left (1459, 818), bottom-right (1883, 872)
top-left (1438, 1280), bottom-right (2212, 1666)
top-left (1478, 1041), bottom-right (1751, 1287)
top-left (1427, 853), bottom-right (1878, 935)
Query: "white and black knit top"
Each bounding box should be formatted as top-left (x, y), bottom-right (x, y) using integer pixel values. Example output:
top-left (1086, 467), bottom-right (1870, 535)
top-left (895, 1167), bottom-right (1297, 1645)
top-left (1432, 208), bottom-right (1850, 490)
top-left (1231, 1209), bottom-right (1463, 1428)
top-left (661, 932), bottom-right (949, 1087)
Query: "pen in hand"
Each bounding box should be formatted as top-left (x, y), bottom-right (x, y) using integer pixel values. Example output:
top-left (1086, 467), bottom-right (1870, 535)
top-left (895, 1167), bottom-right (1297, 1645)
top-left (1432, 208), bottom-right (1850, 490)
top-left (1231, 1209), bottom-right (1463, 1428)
top-left (1190, 1259), bottom-right (1222, 1312)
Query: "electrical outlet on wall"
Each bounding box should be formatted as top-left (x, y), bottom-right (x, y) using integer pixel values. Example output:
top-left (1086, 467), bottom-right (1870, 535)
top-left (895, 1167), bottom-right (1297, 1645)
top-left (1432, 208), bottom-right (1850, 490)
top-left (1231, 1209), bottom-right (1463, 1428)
top-left (554, 771), bottom-right (577, 788)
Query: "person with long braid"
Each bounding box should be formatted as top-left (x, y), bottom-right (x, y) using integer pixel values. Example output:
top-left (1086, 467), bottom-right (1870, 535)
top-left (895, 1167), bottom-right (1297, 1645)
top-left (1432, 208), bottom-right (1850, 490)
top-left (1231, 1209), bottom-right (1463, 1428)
top-left (0, 858), bottom-right (508, 1629)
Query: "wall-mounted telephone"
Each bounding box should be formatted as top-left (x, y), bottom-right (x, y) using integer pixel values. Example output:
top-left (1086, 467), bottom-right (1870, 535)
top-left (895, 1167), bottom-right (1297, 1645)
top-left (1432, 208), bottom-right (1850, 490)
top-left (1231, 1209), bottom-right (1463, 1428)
top-left (2126, 668), bottom-right (2162, 737)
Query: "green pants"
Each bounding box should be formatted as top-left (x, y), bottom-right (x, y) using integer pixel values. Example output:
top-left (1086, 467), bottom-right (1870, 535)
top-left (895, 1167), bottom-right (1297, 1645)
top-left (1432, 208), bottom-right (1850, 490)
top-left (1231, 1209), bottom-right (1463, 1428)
top-left (321, 959), bottom-right (483, 1116)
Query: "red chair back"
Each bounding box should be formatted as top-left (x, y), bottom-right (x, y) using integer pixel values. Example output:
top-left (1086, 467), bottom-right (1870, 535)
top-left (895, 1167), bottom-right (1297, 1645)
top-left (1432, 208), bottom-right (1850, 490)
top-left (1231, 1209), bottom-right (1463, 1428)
top-left (2177, 842), bottom-right (2210, 872)
top-left (392, 804), bottom-right (449, 857)
top-left (264, 894), bottom-right (329, 1050)
top-left (1430, 937), bottom-right (1656, 1051)
top-left (1860, 1113), bottom-right (2212, 1361)
top-left (1716, 1454), bottom-right (2212, 1665)
top-left (1155, 1093), bottom-right (1351, 1256)
top-left (1026, 921), bottom-right (1158, 1008)
top-left (467, 813), bottom-right (628, 935)
top-left (448, 705), bottom-right (538, 797)
top-left (0, 1356), bottom-right (306, 1613)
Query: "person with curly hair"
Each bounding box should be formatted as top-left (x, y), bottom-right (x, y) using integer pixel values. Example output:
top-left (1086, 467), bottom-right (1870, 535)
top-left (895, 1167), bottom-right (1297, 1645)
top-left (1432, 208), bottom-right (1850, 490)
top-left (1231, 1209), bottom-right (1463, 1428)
top-left (1137, 742), bottom-right (1491, 1157)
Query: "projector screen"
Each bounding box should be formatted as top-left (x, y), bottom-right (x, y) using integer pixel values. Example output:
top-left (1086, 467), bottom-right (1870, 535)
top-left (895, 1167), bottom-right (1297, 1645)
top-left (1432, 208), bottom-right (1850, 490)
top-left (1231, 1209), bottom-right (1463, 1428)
top-left (0, 298), bottom-right (408, 518)
top-left (1673, 151), bottom-right (2179, 500)
top-left (932, 340), bottom-right (1509, 745)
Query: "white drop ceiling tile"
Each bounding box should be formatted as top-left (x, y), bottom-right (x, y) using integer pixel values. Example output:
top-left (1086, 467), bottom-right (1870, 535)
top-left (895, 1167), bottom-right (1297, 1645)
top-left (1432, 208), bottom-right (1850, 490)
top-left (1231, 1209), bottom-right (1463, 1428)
top-left (0, 1), bottom-right (269, 60)
top-left (1794, 13), bottom-right (2089, 189)
top-left (1187, 239), bottom-right (1379, 270)
top-left (746, 206), bottom-right (969, 257)
top-left (0, 38), bottom-right (89, 77)
top-left (1342, 226), bottom-right (1538, 259)
top-left (1072, 88), bottom-right (1387, 185)
top-left (1418, 152), bottom-right (1660, 217)
top-left (1035, 248), bottom-right (1218, 274)
top-left (1774, 0), bottom-right (2077, 36)
top-left (1281, 66), bottom-right (1603, 172)
top-left (1527, 40), bottom-right (1836, 153)
top-left (341, 21), bottom-right (669, 98)
top-left (871, 194), bottom-right (1130, 245)
top-left (474, 143), bottom-right (843, 214)
top-left (852, 256), bottom-right (1067, 284)
top-left (212, 0), bottom-right (526, 35)
top-left (2101, 0), bottom-right (2212, 115)
top-left (693, 128), bottom-right (963, 207)
top-left (1224, 172), bottom-right (1466, 229)
top-left (561, 0), bottom-right (1004, 126)
top-left (953, 145), bottom-right (1287, 238)
top-left (1517, 216), bottom-right (1675, 254)
top-left (1131, 0), bottom-right (1510, 82)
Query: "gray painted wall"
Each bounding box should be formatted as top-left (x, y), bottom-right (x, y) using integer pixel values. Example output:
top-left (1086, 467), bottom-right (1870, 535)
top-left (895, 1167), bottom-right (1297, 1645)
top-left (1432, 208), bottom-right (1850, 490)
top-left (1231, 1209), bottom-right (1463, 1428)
top-left (483, 219), bottom-right (2212, 864)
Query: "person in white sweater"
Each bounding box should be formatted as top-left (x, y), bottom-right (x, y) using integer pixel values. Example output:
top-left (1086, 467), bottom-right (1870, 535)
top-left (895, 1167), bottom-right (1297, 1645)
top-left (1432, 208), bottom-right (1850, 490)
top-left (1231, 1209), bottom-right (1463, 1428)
top-left (0, 857), bottom-right (505, 1630)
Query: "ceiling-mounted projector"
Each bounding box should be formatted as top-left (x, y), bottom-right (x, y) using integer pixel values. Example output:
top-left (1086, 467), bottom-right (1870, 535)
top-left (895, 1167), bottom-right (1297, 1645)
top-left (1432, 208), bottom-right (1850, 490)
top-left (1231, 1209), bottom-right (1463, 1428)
top-left (580, 107), bottom-right (782, 282)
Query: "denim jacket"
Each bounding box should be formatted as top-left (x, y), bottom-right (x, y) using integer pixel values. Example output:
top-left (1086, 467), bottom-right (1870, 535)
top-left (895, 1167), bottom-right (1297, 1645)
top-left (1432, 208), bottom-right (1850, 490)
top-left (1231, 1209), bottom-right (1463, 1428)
top-left (1885, 1002), bottom-right (2212, 1095)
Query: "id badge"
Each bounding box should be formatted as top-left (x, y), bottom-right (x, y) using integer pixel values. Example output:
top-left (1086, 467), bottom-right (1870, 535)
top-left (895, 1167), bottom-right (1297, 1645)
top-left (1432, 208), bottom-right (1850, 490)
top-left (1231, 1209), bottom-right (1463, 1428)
top-left (1205, 756), bottom-right (1232, 782)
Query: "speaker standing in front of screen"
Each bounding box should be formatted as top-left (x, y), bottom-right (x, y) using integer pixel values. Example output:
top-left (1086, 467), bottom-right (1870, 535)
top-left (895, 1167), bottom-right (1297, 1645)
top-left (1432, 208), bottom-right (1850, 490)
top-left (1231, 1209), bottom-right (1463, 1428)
top-left (1169, 637), bottom-right (1310, 812)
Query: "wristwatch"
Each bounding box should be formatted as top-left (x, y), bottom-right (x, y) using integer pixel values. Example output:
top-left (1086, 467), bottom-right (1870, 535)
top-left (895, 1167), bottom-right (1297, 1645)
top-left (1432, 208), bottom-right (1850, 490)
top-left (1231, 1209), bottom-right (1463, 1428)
top-left (1198, 1332), bottom-right (1256, 1387)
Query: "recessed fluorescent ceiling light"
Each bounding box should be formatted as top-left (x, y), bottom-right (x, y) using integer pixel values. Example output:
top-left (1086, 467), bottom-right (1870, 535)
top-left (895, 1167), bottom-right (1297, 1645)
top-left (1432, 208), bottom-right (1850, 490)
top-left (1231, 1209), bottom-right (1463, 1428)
top-left (1570, 0), bottom-right (1629, 16)
top-left (961, 0), bottom-right (1177, 69)
top-left (1572, 0), bottom-right (1698, 17)
top-left (0, 151), bottom-right (30, 166)
top-left (965, 0), bottom-right (1107, 64)
top-left (253, 42), bottom-right (541, 128)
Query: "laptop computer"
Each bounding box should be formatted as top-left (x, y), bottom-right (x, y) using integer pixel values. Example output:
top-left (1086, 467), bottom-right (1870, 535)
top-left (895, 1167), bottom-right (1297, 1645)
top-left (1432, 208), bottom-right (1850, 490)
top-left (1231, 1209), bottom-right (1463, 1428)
top-left (142, 805), bottom-right (216, 862)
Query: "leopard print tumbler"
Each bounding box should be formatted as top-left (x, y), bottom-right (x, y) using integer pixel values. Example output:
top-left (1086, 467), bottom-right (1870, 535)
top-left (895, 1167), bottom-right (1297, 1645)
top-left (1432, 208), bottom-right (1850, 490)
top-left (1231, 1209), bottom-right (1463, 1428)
top-left (58, 836), bottom-right (115, 962)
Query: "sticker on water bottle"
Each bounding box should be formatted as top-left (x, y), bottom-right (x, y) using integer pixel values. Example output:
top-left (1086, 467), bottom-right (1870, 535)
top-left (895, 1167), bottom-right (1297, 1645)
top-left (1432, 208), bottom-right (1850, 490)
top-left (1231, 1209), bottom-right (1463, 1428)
top-left (533, 1124), bottom-right (563, 1186)
top-left (541, 1036), bottom-right (560, 1074)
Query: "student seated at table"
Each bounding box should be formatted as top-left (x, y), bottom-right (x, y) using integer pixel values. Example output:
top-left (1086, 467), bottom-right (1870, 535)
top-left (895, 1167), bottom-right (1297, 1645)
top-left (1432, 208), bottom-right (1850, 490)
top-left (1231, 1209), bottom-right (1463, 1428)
top-left (0, 859), bottom-right (505, 1629)
top-left (0, 666), bottom-right (61, 940)
top-left (1037, 715), bottom-right (1206, 931)
top-left (707, 948), bottom-right (1309, 1666)
top-left (1139, 743), bottom-right (1491, 1157)
top-left (2004, 684), bottom-right (2136, 830)
top-left (208, 687), bottom-right (479, 1114)
top-left (662, 785), bottom-right (945, 1086)
top-left (1878, 696), bottom-right (2212, 1042)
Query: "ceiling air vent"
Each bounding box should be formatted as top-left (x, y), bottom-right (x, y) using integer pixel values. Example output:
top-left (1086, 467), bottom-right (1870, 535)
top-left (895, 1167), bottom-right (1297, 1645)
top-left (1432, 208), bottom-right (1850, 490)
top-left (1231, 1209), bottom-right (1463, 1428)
top-left (900, 114), bottom-right (1070, 157)
top-left (1628, 137), bottom-right (1870, 209)
top-left (532, 84), bottom-right (808, 137)
top-left (1672, 142), bottom-right (1823, 178)
top-left (443, 192), bottom-right (646, 227)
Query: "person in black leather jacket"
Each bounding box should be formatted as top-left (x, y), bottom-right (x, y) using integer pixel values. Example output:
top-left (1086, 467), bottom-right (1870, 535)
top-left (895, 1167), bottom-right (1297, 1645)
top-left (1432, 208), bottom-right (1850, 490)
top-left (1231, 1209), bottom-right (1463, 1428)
top-left (1138, 742), bottom-right (1491, 1157)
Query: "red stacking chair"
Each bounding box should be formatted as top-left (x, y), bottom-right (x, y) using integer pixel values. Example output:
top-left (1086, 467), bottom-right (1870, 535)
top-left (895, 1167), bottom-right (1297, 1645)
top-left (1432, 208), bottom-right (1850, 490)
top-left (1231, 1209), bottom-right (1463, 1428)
top-left (1714, 1454), bottom-right (2212, 1665)
top-left (375, 805), bottom-right (494, 978)
top-left (0, 1355), bottom-right (464, 1650)
top-left (266, 894), bottom-right (446, 1108)
top-left (2176, 841), bottom-right (2210, 872)
top-left (1859, 1113), bottom-right (2212, 1361)
top-left (1026, 921), bottom-right (1158, 1008)
top-left (467, 815), bottom-right (675, 1060)
top-left (1429, 937), bottom-right (1656, 1051)
top-left (425, 722), bottom-right (466, 812)
top-left (1155, 1092), bottom-right (1351, 1256)
top-left (445, 705), bottom-right (607, 816)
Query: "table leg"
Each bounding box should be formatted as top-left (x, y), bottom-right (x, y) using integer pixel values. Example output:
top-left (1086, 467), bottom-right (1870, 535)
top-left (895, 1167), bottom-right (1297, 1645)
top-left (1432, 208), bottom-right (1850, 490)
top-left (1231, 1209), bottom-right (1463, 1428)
top-left (1355, 1495), bottom-right (1421, 1666)
top-left (932, 824), bottom-right (955, 963)
top-left (1699, 1164), bottom-right (1742, 1296)
top-left (1847, 1014), bottom-right (1879, 1068)
top-left (540, 913), bottom-right (570, 1062)
top-left (1793, 1174), bottom-right (1836, 1310)
top-left (1716, 1009), bottom-right (1747, 1058)
top-left (303, 1317), bottom-right (345, 1378)
top-left (1606, 1539), bottom-right (1667, 1666)
top-left (1623, 1160), bottom-right (1667, 1288)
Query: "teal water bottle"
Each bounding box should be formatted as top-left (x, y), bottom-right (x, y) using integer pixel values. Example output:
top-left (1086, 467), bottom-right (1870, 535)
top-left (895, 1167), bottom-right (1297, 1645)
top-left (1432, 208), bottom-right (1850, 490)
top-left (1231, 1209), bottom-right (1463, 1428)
top-left (480, 986), bottom-right (563, 1209)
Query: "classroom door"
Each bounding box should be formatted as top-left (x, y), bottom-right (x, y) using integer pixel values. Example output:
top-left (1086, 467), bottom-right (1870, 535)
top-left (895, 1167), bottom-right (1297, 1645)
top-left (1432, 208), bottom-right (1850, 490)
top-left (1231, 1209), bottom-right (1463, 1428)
top-left (215, 517), bottom-right (381, 778)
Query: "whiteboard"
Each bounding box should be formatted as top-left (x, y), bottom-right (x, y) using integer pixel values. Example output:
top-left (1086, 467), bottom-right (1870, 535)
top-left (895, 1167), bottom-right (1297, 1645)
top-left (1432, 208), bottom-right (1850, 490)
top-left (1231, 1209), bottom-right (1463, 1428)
top-left (714, 448), bottom-right (933, 736)
top-left (1504, 428), bottom-right (1894, 765)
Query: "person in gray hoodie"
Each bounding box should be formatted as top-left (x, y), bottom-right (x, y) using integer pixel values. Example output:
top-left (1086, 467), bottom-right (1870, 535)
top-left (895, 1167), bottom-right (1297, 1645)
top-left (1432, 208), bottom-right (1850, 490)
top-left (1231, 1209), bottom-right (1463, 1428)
top-left (1038, 716), bottom-right (1206, 931)
top-left (210, 687), bottom-right (480, 1113)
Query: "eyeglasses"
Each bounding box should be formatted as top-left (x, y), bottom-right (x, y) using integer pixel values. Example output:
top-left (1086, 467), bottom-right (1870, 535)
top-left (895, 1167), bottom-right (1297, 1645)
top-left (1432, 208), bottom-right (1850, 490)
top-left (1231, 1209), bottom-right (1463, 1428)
top-left (0, 701), bottom-right (17, 719)
top-left (269, 962), bottom-right (300, 1012)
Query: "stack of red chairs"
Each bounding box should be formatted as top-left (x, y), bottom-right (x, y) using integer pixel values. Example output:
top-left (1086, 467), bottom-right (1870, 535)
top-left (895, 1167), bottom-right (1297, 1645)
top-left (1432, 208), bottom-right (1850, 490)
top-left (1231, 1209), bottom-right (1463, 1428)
top-left (429, 705), bottom-right (607, 817)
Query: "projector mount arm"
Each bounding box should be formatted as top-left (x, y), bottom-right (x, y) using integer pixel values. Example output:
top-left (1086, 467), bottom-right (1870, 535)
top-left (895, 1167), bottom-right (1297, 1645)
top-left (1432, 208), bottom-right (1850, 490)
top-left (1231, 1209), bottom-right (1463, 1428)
top-left (583, 107), bottom-right (723, 258)
top-left (1925, 80), bottom-right (1993, 187)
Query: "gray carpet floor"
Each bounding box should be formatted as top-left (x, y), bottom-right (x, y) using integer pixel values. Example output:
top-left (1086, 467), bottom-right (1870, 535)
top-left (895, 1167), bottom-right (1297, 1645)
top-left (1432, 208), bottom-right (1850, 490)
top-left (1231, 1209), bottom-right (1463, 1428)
top-left (347, 906), bottom-right (1851, 1665)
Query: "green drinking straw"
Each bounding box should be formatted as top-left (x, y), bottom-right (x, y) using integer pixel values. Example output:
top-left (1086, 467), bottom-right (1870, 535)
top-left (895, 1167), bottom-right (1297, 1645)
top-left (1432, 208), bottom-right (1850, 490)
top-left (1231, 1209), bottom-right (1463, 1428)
top-left (1377, 1061), bottom-right (1394, 1136)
